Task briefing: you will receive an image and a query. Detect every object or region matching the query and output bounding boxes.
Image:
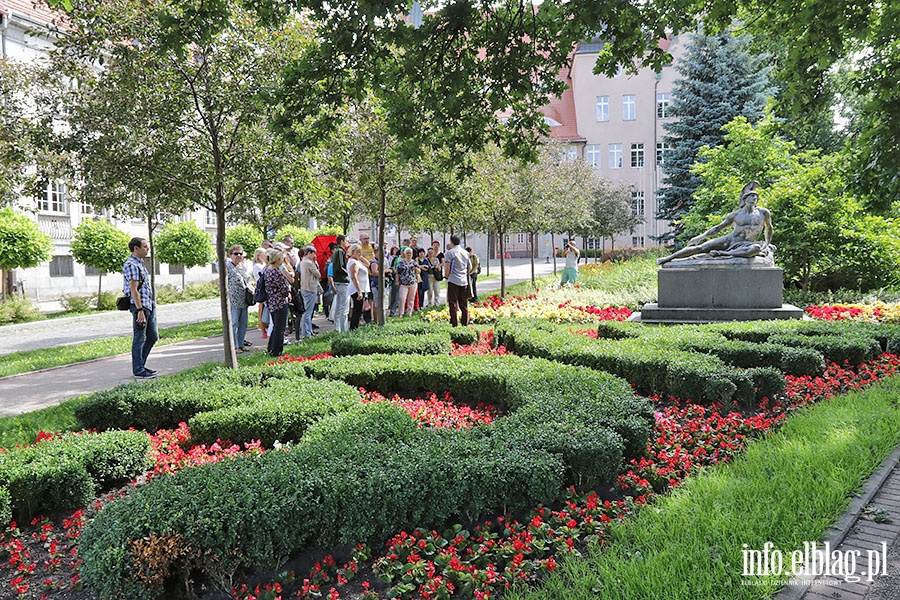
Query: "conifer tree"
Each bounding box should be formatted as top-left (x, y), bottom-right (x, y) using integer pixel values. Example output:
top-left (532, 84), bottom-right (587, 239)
top-left (656, 29), bottom-right (772, 243)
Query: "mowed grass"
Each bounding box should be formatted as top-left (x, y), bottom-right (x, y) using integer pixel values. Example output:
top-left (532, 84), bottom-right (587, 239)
top-left (507, 376), bottom-right (900, 600)
top-left (502, 254), bottom-right (659, 309)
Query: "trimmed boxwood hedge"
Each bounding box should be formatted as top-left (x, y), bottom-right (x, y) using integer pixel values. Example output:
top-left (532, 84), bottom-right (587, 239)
top-left (300, 353), bottom-right (652, 459)
top-left (187, 378), bottom-right (360, 447)
top-left (330, 321), bottom-right (479, 356)
top-left (494, 320), bottom-right (761, 405)
top-left (74, 364), bottom-right (310, 432)
top-left (0, 430), bottom-right (151, 520)
top-left (78, 354), bottom-right (652, 599)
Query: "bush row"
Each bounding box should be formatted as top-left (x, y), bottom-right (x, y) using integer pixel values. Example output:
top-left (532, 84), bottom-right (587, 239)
top-left (0, 430), bottom-right (151, 520)
top-left (494, 319), bottom-right (769, 405)
top-left (187, 378), bottom-right (360, 447)
top-left (330, 321), bottom-right (479, 356)
top-left (79, 355), bottom-right (653, 598)
top-left (713, 320), bottom-right (898, 364)
top-left (75, 362), bottom-right (362, 448)
top-left (75, 364), bottom-right (312, 431)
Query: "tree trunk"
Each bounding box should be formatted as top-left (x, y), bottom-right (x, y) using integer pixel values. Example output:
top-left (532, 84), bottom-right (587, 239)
top-left (216, 201), bottom-right (237, 369)
top-left (182, 270), bottom-right (186, 291)
top-left (97, 275), bottom-right (103, 310)
top-left (375, 182), bottom-right (387, 326)
top-left (499, 230), bottom-right (506, 298)
top-left (146, 209), bottom-right (157, 294)
top-left (551, 233), bottom-right (557, 274)
top-left (530, 232), bottom-right (536, 286)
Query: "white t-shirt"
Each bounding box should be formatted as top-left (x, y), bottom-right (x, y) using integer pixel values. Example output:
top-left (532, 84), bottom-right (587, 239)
top-left (347, 257), bottom-right (370, 295)
top-left (444, 245), bottom-right (470, 287)
top-left (565, 250), bottom-right (578, 269)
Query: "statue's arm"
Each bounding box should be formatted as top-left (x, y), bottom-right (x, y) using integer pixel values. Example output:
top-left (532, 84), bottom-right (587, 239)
top-left (762, 208), bottom-right (773, 247)
top-left (688, 213), bottom-right (735, 246)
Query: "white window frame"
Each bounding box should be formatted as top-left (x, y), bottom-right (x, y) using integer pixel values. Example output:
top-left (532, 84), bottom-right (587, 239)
top-left (608, 144), bottom-right (623, 169)
top-left (622, 95), bottom-right (636, 121)
top-left (632, 236), bottom-right (645, 247)
top-left (631, 191), bottom-right (645, 216)
top-left (657, 93), bottom-right (671, 118)
top-left (631, 143), bottom-right (644, 168)
top-left (585, 144), bottom-right (602, 169)
top-left (656, 142), bottom-right (673, 166)
top-left (596, 96), bottom-right (609, 122)
top-left (38, 182), bottom-right (68, 214)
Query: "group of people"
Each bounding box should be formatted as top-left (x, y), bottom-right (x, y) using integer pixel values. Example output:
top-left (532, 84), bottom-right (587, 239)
top-left (120, 231), bottom-right (484, 372)
top-left (329, 233), bottom-right (480, 333)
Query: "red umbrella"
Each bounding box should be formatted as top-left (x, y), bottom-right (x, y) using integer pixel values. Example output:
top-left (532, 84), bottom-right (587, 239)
top-left (312, 235), bottom-right (337, 278)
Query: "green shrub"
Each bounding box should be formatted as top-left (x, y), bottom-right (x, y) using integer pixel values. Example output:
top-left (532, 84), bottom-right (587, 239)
top-left (330, 321), bottom-right (479, 356)
top-left (750, 366), bottom-right (786, 399)
top-left (95, 291), bottom-right (119, 311)
top-left (155, 281), bottom-right (220, 305)
top-left (188, 378), bottom-right (360, 446)
top-left (79, 403), bottom-right (565, 599)
top-left (0, 487), bottom-right (10, 525)
top-left (74, 364), bottom-right (310, 432)
top-left (61, 294), bottom-right (94, 313)
top-left (768, 333), bottom-right (881, 365)
top-left (0, 430), bottom-right (151, 520)
top-left (0, 295), bottom-right (43, 324)
top-left (495, 320), bottom-right (758, 405)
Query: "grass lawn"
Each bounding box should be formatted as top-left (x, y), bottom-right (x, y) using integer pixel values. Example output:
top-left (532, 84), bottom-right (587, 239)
top-left (508, 375), bottom-right (900, 600)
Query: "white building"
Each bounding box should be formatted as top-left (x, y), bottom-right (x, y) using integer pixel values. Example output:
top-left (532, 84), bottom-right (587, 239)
top-left (2, 1), bottom-right (219, 300)
top-left (353, 38), bottom-right (685, 261)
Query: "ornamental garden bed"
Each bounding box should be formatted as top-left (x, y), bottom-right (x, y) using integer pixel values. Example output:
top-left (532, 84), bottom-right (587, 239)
top-left (4, 292), bottom-right (900, 599)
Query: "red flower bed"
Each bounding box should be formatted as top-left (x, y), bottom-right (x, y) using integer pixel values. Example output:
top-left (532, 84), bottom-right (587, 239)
top-left (268, 352), bottom-right (334, 366)
top-left (451, 329), bottom-right (509, 356)
top-left (361, 389), bottom-right (501, 430)
top-left (148, 422), bottom-right (264, 478)
top-left (0, 511), bottom-right (84, 599)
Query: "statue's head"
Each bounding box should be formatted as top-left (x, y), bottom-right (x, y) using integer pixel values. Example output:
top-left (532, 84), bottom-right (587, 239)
top-left (739, 181), bottom-right (761, 207)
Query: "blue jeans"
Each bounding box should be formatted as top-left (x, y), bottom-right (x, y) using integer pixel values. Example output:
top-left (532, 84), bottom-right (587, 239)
top-left (231, 305), bottom-right (248, 349)
top-left (130, 306), bottom-right (158, 375)
top-left (300, 290), bottom-right (317, 338)
top-left (333, 282), bottom-right (349, 333)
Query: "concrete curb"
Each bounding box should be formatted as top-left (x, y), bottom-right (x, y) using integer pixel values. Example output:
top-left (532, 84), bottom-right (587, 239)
top-left (775, 443), bottom-right (900, 600)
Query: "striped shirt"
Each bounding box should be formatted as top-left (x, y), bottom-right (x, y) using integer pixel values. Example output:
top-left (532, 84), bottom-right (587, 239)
top-left (122, 255), bottom-right (155, 311)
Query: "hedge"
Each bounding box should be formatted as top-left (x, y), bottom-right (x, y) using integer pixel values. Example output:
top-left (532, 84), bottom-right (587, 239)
top-left (494, 320), bottom-right (761, 405)
top-left (299, 353), bottom-right (652, 458)
top-left (0, 430), bottom-right (151, 520)
top-left (713, 320), bottom-right (892, 365)
top-left (74, 364), bottom-right (308, 432)
top-left (187, 378), bottom-right (360, 447)
top-left (79, 406), bottom-right (566, 599)
top-left (79, 354), bottom-right (652, 598)
top-left (330, 321), bottom-right (478, 356)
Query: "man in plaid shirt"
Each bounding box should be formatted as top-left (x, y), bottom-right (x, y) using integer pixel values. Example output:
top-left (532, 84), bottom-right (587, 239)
top-left (123, 237), bottom-right (158, 379)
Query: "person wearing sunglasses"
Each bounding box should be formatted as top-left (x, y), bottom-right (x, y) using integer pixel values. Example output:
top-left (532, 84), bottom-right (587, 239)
top-left (226, 245), bottom-right (254, 354)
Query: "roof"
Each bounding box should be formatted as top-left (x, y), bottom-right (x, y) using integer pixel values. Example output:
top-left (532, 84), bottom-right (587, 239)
top-left (541, 66), bottom-right (585, 143)
top-left (1, 0), bottom-right (68, 30)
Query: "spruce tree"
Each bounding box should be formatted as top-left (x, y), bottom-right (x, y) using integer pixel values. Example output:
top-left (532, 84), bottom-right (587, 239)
top-left (656, 29), bottom-right (772, 243)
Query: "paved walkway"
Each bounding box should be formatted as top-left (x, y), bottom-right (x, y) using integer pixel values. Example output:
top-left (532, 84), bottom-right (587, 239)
top-left (0, 258), bottom-right (560, 416)
top-left (776, 447), bottom-right (900, 600)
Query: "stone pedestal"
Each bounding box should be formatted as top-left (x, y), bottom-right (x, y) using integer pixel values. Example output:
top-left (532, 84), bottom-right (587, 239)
top-left (639, 263), bottom-right (803, 323)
